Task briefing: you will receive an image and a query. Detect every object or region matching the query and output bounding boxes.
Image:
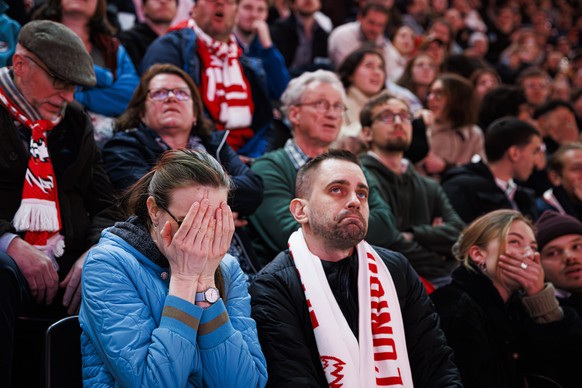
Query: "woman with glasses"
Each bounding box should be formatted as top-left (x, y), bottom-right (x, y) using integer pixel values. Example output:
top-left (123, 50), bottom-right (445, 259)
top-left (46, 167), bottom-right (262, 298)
top-left (430, 209), bottom-right (582, 387)
top-left (79, 149), bottom-right (268, 387)
top-left (103, 63), bottom-right (264, 275)
top-left (422, 73), bottom-right (484, 179)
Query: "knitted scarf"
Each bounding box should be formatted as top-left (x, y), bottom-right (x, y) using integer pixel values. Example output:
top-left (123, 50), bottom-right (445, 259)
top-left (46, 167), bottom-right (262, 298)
top-left (189, 20), bottom-right (254, 151)
top-left (289, 229), bottom-right (414, 387)
top-left (0, 78), bottom-right (65, 260)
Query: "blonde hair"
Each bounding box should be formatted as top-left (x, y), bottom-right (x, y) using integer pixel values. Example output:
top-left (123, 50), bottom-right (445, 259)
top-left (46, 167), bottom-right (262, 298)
top-left (453, 210), bottom-right (534, 269)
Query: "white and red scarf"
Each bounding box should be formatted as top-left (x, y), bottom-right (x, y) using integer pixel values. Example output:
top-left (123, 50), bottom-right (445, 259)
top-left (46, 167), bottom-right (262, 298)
top-left (189, 20), bottom-right (254, 151)
top-left (0, 85), bottom-right (65, 260)
top-left (289, 229), bottom-right (413, 387)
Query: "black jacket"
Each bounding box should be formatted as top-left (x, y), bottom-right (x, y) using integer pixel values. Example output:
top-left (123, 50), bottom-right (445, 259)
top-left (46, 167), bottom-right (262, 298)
top-left (102, 124), bottom-right (264, 216)
top-left (249, 246), bottom-right (462, 387)
top-left (0, 102), bottom-right (119, 269)
top-left (431, 264), bottom-right (582, 388)
top-left (118, 22), bottom-right (159, 71)
top-left (441, 161), bottom-right (537, 224)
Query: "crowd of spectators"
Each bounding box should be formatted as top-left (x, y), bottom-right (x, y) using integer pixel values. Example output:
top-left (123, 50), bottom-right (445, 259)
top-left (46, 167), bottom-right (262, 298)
top-left (3, 0), bottom-right (582, 386)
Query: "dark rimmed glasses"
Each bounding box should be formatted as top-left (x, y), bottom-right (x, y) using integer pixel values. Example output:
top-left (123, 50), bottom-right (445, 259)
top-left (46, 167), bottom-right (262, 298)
top-left (23, 55), bottom-right (76, 91)
top-left (295, 99), bottom-right (347, 115)
top-left (372, 110), bottom-right (413, 124)
top-left (158, 204), bottom-right (184, 227)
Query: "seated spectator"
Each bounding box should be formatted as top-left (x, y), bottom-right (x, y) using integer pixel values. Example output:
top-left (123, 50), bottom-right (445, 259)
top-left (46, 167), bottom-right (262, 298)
top-left (79, 149), bottom-right (267, 387)
top-left (250, 150), bottom-right (462, 387)
top-left (534, 99), bottom-right (579, 155)
top-left (247, 70), bottom-right (453, 278)
top-left (477, 85), bottom-right (531, 133)
top-left (464, 31), bottom-right (489, 58)
top-left (328, 3), bottom-right (399, 81)
top-left (401, 0), bottom-right (430, 36)
top-left (335, 46), bottom-right (386, 154)
top-left (469, 67), bottom-right (500, 105)
top-left (103, 63), bottom-right (264, 275)
top-left (270, 0), bottom-right (332, 77)
top-left (141, 0), bottom-right (273, 157)
top-left (422, 73), bottom-right (484, 178)
top-left (517, 67), bottom-right (552, 110)
top-left (538, 143), bottom-right (582, 220)
top-left (233, 0), bottom-right (290, 100)
top-left (485, 3), bottom-right (517, 65)
top-left (536, 210), bottom-right (582, 317)
top-left (390, 24), bottom-right (416, 80)
top-left (397, 52), bottom-right (438, 105)
top-left (0, 0), bottom-right (20, 67)
top-left (360, 92), bottom-right (465, 283)
top-left (118, 0), bottom-right (178, 70)
top-left (33, 0), bottom-right (140, 144)
top-left (431, 209), bottom-right (582, 388)
top-left (497, 30), bottom-right (544, 84)
top-left (418, 35), bottom-right (447, 69)
top-left (442, 117), bottom-right (541, 223)
top-left (0, 21), bottom-right (118, 384)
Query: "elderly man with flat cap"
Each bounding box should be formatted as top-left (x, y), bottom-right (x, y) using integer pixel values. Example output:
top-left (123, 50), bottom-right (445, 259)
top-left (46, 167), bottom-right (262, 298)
top-left (0, 20), bottom-right (119, 384)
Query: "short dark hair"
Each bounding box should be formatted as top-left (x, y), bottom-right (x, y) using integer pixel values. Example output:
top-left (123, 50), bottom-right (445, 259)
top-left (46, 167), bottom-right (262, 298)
top-left (533, 99), bottom-right (575, 119)
top-left (485, 117), bottom-right (541, 162)
top-left (337, 45), bottom-right (386, 89)
top-left (359, 2), bottom-right (390, 18)
top-left (478, 85), bottom-right (527, 131)
top-left (517, 66), bottom-right (550, 85)
top-left (296, 150), bottom-right (360, 198)
top-left (360, 90), bottom-right (407, 128)
top-left (549, 143), bottom-right (582, 175)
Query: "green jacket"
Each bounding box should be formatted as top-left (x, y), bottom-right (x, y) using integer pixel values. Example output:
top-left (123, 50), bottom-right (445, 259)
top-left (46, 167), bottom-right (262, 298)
top-left (248, 149), bottom-right (451, 279)
top-left (361, 155), bottom-right (464, 278)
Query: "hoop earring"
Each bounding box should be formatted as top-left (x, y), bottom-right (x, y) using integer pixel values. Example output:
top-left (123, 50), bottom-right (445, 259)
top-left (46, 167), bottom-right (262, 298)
top-left (477, 261), bottom-right (486, 272)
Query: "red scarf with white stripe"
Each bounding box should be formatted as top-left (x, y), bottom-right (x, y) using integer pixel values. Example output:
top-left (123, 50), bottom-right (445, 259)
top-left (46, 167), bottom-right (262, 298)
top-left (0, 86), bottom-right (65, 259)
top-left (289, 229), bottom-right (413, 387)
top-left (188, 20), bottom-right (254, 151)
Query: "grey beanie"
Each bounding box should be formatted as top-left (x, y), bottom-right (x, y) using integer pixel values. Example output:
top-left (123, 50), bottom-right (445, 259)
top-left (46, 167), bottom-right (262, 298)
top-left (18, 20), bottom-right (96, 87)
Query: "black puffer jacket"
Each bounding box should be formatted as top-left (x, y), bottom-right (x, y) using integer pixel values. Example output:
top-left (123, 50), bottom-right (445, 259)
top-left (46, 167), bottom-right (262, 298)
top-left (441, 161), bottom-right (537, 224)
top-left (249, 246), bottom-right (463, 387)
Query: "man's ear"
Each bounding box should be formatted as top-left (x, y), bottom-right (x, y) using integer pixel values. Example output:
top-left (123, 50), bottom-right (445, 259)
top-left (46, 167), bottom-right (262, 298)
top-left (11, 53), bottom-right (26, 77)
top-left (290, 198), bottom-right (309, 225)
top-left (362, 125), bottom-right (373, 143)
top-left (287, 105), bottom-right (300, 127)
top-left (507, 145), bottom-right (521, 163)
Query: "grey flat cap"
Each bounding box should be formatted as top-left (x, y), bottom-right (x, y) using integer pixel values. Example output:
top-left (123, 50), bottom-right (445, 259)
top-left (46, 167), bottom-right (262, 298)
top-left (18, 20), bottom-right (96, 87)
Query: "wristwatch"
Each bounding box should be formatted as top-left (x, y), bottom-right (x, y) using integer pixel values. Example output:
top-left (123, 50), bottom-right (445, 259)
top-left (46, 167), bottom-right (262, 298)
top-left (195, 287), bottom-right (220, 304)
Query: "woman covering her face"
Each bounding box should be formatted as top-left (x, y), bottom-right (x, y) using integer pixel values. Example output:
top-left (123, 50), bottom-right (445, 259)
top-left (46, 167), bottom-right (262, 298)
top-left (431, 209), bottom-right (582, 388)
top-left (79, 149), bottom-right (268, 387)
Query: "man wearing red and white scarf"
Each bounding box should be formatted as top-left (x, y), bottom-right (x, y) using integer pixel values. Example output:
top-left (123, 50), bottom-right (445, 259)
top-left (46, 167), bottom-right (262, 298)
top-left (0, 21), bottom-right (119, 384)
top-left (250, 150), bottom-right (462, 387)
top-left (141, 0), bottom-right (274, 158)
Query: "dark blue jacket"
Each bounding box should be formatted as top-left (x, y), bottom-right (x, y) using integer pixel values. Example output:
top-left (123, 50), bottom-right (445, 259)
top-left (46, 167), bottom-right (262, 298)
top-left (102, 124), bottom-right (263, 216)
top-left (140, 28), bottom-right (274, 158)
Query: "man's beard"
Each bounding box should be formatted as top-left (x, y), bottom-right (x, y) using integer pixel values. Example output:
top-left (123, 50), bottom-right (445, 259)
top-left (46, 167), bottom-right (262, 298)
top-left (380, 138), bottom-right (410, 152)
top-left (310, 208), bottom-right (367, 250)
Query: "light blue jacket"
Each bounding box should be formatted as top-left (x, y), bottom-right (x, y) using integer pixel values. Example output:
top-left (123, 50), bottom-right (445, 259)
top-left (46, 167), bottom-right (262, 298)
top-left (79, 229), bottom-right (268, 387)
top-left (75, 44), bottom-right (139, 117)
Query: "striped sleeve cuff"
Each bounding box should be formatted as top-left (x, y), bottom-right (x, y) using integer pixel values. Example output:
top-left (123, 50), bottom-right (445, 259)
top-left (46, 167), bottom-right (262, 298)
top-left (160, 295), bottom-right (203, 343)
top-left (197, 299), bottom-right (235, 349)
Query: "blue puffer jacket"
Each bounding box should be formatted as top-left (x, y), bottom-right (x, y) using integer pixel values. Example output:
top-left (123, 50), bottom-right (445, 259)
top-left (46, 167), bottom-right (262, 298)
top-left (79, 227), bottom-right (268, 387)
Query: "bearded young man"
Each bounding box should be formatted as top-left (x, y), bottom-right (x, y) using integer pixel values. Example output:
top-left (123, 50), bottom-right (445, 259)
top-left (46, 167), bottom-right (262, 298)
top-left (360, 92), bottom-right (465, 285)
top-left (249, 150), bottom-right (462, 387)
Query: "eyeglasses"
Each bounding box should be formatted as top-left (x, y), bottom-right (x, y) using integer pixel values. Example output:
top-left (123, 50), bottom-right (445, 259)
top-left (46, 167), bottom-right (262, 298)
top-left (372, 110), bottom-right (413, 124)
top-left (158, 203), bottom-right (183, 227)
top-left (148, 88), bottom-right (192, 102)
top-left (295, 99), bottom-right (347, 115)
top-left (428, 89), bottom-right (445, 100)
top-left (24, 55), bottom-right (76, 91)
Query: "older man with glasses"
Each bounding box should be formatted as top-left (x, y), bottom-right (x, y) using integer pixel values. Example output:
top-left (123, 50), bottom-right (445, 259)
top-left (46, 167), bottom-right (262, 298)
top-left (359, 91), bottom-right (465, 285)
top-left (0, 20), bottom-right (119, 384)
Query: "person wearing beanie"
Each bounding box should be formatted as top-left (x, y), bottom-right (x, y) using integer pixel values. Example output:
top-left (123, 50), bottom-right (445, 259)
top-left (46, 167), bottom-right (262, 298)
top-left (0, 20), bottom-right (119, 385)
top-left (536, 210), bottom-right (582, 318)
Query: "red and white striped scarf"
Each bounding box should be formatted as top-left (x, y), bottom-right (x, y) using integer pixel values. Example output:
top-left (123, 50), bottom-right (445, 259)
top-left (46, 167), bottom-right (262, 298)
top-left (0, 85), bottom-right (65, 261)
top-left (289, 229), bottom-right (413, 387)
top-left (189, 20), bottom-right (255, 151)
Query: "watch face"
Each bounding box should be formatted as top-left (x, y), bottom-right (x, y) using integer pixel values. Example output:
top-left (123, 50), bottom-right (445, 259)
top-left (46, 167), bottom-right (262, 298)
top-left (205, 287), bottom-right (220, 303)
